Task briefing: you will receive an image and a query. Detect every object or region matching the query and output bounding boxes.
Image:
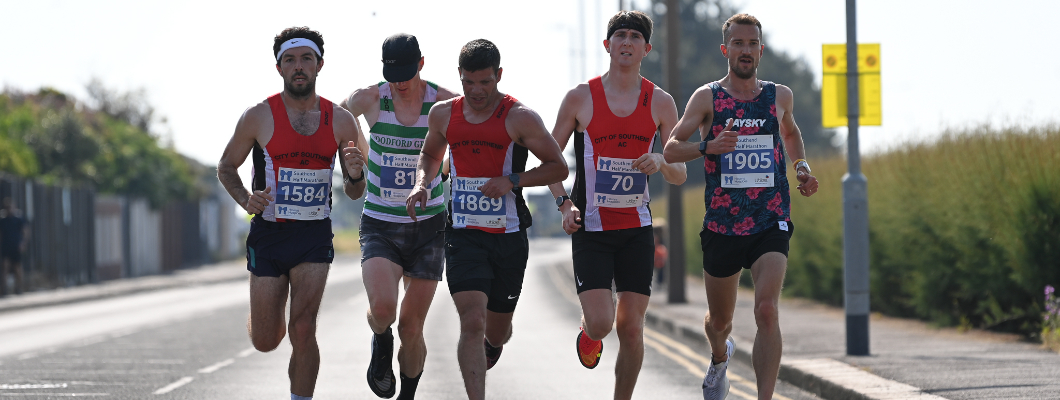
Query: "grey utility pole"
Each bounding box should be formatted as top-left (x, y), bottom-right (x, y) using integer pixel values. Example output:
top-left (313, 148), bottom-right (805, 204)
top-left (843, 0), bottom-right (871, 356)
top-left (665, 0), bottom-right (686, 304)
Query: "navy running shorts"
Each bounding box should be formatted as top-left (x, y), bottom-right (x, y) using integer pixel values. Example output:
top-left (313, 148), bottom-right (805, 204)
top-left (359, 213), bottom-right (445, 281)
top-left (701, 220), bottom-right (794, 278)
top-left (571, 226), bottom-right (654, 296)
top-left (444, 228), bottom-right (529, 313)
top-left (246, 216), bottom-right (334, 277)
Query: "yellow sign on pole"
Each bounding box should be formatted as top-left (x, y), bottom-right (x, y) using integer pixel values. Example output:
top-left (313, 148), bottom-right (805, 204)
top-left (822, 43), bottom-right (881, 128)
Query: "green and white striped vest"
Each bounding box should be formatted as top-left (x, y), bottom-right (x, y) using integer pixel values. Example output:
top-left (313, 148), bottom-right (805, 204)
top-left (363, 81), bottom-right (445, 222)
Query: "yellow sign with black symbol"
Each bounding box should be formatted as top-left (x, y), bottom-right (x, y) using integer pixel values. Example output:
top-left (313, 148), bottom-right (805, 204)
top-left (822, 43), bottom-right (881, 127)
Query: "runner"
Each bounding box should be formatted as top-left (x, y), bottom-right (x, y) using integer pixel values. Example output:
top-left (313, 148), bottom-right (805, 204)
top-left (216, 26), bottom-right (368, 400)
top-left (341, 33), bottom-right (458, 400)
top-left (405, 38), bottom-right (567, 400)
top-left (661, 14), bottom-right (819, 400)
top-left (546, 11), bottom-right (687, 400)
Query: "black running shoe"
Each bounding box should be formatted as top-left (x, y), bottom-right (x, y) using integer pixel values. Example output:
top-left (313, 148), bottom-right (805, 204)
top-left (367, 328), bottom-right (396, 398)
top-left (484, 338), bottom-right (503, 370)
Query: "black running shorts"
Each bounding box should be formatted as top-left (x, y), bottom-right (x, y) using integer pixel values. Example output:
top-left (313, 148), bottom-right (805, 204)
top-left (701, 220), bottom-right (794, 278)
top-left (571, 226), bottom-right (654, 296)
top-left (359, 214), bottom-right (445, 281)
top-left (246, 216), bottom-right (334, 277)
top-left (444, 228), bottom-right (529, 313)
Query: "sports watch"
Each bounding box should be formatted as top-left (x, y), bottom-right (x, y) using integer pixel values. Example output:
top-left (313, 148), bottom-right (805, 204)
top-left (508, 173), bottom-right (521, 188)
top-left (699, 140), bottom-right (709, 156)
top-left (555, 195), bottom-right (571, 209)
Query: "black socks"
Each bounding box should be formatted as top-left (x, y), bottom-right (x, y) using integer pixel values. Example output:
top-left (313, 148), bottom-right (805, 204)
top-left (396, 371), bottom-right (422, 400)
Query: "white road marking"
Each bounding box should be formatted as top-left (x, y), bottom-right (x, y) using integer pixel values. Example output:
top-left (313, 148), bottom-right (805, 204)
top-left (236, 347), bottom-right (257, 358)
top-left (0, 393), bottom-right (108, 397)
top-left (197, 358), bottom-right (235, 374)
top-left (152, 376), bottom-right (194, 395)
top-left (16, 350), bottom-right (36, 360)
top-left (0, 383), bottom-right (68, 389)
top-left (643, 335), bottom-right (758, 400)
top-left (643, 327), bottom-right (794, 400)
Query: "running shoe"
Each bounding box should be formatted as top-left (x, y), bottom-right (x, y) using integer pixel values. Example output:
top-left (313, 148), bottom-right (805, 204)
top-left (702, 336), bottom-right (735, 400)
top-left (576, 327), bottom-right (603, 369)
top-left (367, 327), bottom-right (396, 398)
top-left (484, 338), bottom-right (504, 370)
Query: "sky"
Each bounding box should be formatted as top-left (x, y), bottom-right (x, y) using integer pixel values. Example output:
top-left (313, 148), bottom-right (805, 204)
top-left (3, 0), bottom-right (1059, 173)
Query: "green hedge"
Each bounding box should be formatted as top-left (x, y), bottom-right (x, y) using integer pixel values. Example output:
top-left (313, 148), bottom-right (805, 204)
top-left (786, 126), bottom-right (1060, 335)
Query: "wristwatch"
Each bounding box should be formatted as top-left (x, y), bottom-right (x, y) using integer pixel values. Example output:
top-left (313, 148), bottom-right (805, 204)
top-left (555, 195), bottom-right (571, 209)
top-left (793, 159), bottom-right (811, 174)
top-left (699, 140), bottom-right (709, 156)
top-left (345, 170), bottom-right (365, 184)
top-left (508, 173), bottom-right (521, 188)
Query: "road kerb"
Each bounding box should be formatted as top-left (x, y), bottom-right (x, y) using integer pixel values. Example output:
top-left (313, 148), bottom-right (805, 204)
top-left (644, 309), bottom-right (945, 400)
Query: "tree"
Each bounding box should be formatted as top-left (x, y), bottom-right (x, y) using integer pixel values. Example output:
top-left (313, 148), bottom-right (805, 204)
top-left (640, 0), bottom-right (837, 158)
top-left (0, 84), bottom-right (202, 207)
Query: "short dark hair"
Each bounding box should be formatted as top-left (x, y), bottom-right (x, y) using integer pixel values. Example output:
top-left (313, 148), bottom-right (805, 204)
top-left (273, 26), bottom-right (325, 66)
top-left (607, 10), bottom-right (653, 43)
top-left (722, 14), bottom-right (762, 44)
top-left (458, 39), bottom-right (501, 73)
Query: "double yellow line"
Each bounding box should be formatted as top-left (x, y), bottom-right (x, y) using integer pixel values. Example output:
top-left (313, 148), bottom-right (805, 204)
top-left (543, 261), bottom-right (791, 400)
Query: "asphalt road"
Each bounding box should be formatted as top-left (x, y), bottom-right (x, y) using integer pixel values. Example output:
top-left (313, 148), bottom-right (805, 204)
top-left (0, 239), bottom-right (820, 399)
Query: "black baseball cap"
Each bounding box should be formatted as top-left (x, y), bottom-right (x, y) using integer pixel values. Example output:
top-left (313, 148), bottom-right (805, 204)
top-left (382, 33), bottom-right (422, 82)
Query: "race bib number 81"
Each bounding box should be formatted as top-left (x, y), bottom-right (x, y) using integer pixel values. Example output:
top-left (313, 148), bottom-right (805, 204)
top-left (275, 167), bottom-right (330, 220)
top-left (721, 135), bottom-right (774, 188)
top-left (594, 157), bottom-right (646, 208)
top-left (452, 177), bottom-right (506, 229)
top-left (378, 152), bottom-right (418, 202)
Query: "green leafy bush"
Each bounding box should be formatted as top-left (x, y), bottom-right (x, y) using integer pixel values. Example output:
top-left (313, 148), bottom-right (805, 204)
top-left (786, 125), bottom-right (1060, 336)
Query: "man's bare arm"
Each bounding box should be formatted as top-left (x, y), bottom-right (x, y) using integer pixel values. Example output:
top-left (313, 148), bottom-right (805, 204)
top-left (776, 85), bottom-right (819, 197)
top-left (510, 105), bottom-right (569, 188)
top-left (217, 104), bottom-right (274, 214)
top-left (649, 88), bottom-right (687, 185)
top-left (406, 101), bottom-right (452, 219)
top-left (546, 87), bottom-right (586, 199)
top-left (663, 86), bottom-right (716, 163)
top-left (334, 107), bottom-right (369, 200)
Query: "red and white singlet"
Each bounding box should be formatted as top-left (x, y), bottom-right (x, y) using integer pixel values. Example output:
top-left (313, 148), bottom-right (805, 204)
top-left (572, 76), bottom-right (657, 232)
top-left (251, 93), bottom-right (339, 222)
top-left (445, 95), bottom-right (531, 234)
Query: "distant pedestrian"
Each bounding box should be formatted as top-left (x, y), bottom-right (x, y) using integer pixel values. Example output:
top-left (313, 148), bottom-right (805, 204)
top-left (663, 13), bottom-right (819, 400)
top-left (0, 197), bottom-right (29, 296)
top-left (654, 227), bottom-right (667, 285)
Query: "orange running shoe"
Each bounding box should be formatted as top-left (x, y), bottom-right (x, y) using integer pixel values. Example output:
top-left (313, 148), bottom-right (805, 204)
top-left (576, 327), bottom-right (603, 369)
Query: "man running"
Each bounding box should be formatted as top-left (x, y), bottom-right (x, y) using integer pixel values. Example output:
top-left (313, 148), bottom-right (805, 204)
top-left (342, 33), bottom-right (458, 400)
top-left (546, 11), bottom-right (686, 400)
top-left (405, 39), bottom-right (567, 400)
top-left (216, 26), bottom-right (368, 400)
top-left (662, 14), bottom-right (819, 400)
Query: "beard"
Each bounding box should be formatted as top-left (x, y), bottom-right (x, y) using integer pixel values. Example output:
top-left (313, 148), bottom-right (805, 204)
top-left (730, 58), bottom-right (757, 80)
top-left (285, 74), bottom-right (316, 98)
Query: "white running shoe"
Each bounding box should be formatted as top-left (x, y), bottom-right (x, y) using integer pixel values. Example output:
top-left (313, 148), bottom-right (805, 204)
top-left (702, 336), bottom-right (735, 400)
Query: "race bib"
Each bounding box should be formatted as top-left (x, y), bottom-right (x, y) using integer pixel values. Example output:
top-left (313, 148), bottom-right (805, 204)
top-left (451, 177), bottom-right (507, 229)
top-left (594, 157), bottom-right (646, 208)
top-left (378, 152), bottom-right (419, 202)
top-left (275, 167), bottom-right (330, 220)
top-left (720, 135), bottom-right (775, 188)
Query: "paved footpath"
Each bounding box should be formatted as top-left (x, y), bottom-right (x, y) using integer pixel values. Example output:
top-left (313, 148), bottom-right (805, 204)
top-left (640, 275), bottom-right (1060, 400)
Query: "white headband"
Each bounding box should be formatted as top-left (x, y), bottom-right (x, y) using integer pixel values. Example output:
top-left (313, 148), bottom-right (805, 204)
top-left (276, 38), bottom-right (322, 61)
